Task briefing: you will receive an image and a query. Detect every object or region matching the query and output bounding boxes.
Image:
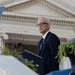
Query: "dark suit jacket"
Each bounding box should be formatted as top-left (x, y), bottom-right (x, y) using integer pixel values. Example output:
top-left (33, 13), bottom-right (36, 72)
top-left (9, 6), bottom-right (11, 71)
top-left (37, 32), bottom-right (60, 74)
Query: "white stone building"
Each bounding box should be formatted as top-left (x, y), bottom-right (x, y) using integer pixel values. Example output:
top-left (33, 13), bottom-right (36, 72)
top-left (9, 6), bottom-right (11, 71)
top-left (0, 0), bottom-right (75, 70)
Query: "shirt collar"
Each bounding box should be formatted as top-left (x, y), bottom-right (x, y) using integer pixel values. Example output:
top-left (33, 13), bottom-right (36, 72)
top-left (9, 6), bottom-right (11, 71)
top-left (42, 31), bottom-right (49, 39)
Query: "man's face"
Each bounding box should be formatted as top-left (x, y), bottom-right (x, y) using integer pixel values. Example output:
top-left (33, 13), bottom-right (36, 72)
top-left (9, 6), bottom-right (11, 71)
top-left (37, 18), bottom-right (50, 35)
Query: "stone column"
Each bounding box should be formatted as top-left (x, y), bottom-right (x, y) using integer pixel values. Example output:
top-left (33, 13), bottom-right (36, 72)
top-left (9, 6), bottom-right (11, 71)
top-left (0, 33), bottom-right (8, 54)
top-left (0, 36), bottom-right (3, 54)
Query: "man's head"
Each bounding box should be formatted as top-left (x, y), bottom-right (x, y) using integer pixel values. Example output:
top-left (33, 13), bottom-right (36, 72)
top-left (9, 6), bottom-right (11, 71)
top-left (37, 17), bottom-right (50, 35)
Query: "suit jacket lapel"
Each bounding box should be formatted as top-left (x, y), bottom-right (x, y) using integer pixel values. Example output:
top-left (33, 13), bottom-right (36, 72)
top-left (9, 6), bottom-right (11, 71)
top-left (40, 32), bottom-right (52, 55)
top-left (38, 38), bottom-right (43, 55)
top-left (45, 32), bottom-right (51, 42)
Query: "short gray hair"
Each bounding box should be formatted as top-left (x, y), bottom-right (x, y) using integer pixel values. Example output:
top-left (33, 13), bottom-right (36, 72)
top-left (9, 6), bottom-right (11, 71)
top-left (38, 17), bottom-right (50, 25)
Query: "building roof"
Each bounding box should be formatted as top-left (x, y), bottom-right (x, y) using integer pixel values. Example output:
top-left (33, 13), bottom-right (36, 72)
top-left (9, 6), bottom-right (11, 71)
top-left (0, 0), bottom-right (75, 44)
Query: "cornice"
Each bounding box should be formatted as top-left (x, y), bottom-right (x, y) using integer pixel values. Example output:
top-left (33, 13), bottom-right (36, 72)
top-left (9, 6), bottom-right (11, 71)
top-left (5, 0), bottom-right (38, 11)
top-left (48, 0), bottom-right (75, 15)
top-left (5, 0), bottom-right (75, 18)
top-left (39, 0), bottom-right (75, 17)
top-left (0, 14), bottom-right (75, 26)
top-left (1, 15), bottom-right (37, 23)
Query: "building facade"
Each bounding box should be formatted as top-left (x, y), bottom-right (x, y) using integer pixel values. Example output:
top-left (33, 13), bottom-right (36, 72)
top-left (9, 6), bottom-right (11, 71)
top-left (0, 0), bottom-right (75, 69)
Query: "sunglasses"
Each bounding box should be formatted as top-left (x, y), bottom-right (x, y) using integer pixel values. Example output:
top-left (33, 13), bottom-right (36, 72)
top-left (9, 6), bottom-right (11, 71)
top-left (37, 22), bottom-right (48, 27)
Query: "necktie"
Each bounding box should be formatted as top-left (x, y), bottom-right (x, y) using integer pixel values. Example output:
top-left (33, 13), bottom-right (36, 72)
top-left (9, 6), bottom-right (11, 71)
top-left (40, 38), bottom-right (44, 50)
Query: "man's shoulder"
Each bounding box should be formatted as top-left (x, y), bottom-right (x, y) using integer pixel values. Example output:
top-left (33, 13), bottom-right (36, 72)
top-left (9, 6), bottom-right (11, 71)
top-left (48, 32), bottom-right (58, 38)
top-left (48, 32), bottom-right (60, 41)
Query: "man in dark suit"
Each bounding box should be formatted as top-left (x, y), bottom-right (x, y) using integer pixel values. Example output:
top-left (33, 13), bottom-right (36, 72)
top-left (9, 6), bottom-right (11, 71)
top-left (37, 17), bottom-right (60, 74)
